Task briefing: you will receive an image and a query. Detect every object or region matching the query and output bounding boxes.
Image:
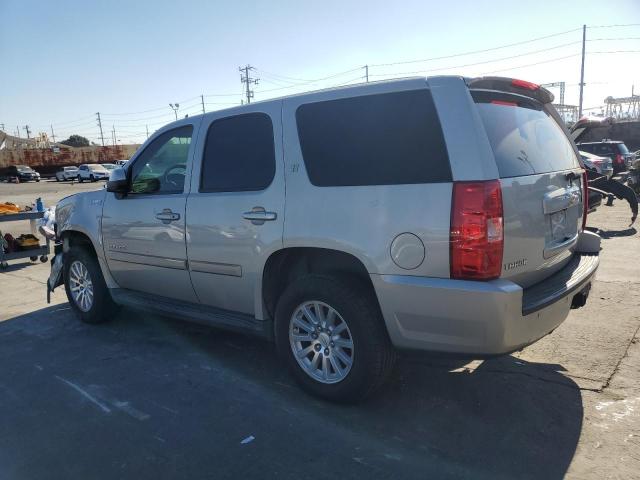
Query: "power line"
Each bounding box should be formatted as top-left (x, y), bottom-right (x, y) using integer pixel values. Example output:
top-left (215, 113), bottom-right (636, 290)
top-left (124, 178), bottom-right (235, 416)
top-left (101, 96), bottom-right (201, 116)
top-left (255, 66), bottom-right (362, 84)
top-left (588, 50), bottom-right (640, 54)
top-left (587, 23), bottom-right (640, 29)
top-left (369, 43), bottom-right (581, 78)
top-left (368, 28), bottom-right (582, 68)
top-left (479, 53), bottom-right (580, 75)
top-left (588, 36), bottom-right (640, 41)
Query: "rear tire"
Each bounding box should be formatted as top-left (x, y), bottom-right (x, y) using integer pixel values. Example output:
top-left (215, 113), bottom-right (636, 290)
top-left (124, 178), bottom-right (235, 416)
top-left (64, 246), bottom-right (118, 324)
top-left (274, 274), bottom-right (396, 403)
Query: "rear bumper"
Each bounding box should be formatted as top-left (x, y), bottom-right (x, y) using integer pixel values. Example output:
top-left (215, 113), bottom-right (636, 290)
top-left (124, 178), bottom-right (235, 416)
top-left (372, 254), bottom-right (599, 355)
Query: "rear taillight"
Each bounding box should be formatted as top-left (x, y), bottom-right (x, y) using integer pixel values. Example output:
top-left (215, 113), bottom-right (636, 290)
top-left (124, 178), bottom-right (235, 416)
top-left (450, 180), bottom-right (504, 280)
top-left (615, 154), bottom-right (624, 164)
top-left (582, 170), bottom-right (588, 231)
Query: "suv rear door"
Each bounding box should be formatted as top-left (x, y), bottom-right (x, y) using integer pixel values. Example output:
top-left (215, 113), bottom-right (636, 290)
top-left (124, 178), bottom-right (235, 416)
top-left (185, 104), bottom-right (284, 316)
top-left (469, 83), bottom-right (584, 287)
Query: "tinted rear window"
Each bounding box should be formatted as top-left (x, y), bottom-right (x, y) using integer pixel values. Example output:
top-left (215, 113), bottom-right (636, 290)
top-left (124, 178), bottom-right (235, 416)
top-left (473, 91), bottom-right (579, 177)
top-left (296, 90), bottom-right (451, 186)
top-left (617, 143), bottom-right (630, 154)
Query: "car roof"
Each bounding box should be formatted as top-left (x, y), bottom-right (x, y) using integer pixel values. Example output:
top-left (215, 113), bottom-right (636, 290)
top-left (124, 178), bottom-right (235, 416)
top-left (578, 140), bottom-right (623, 145)
top-left (156, 77), bottom-right (431, 130)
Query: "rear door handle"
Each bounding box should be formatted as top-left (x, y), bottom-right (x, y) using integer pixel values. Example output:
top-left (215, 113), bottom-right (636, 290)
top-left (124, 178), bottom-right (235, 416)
top-left (155, 209), bottom-right (180, 224)
top-left (243, 207), bottom-right (277, 225)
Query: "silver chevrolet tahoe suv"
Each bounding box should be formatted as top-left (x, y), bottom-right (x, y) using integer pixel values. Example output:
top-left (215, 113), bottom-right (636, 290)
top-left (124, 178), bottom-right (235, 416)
top-left (50, 76), bottom-right (600, 402)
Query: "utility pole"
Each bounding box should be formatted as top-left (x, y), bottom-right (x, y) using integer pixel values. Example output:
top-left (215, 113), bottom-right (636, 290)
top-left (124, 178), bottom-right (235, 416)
top-left (169, 103), bottom-right (179, 120)
top-left (96, 112), bottom-right (105, 146)
top-left (50, 125), bottom-right (56, 143)
top-left (23, 125), bottom-right (31, 139)
top-left (239, 65), bottom-right (259, 104)
top-left (578, 24), bottom-right (586, 118)
top-left (201, 94), bottom-right (205, 114)
top-left (16, 126), bottom-right (20, 138)
top-left (146, 125), bottom-right (149, 139)
top-left (112, 125), bottom-right (116, 146)
top-left (364, 65), bottom-right (369, 83)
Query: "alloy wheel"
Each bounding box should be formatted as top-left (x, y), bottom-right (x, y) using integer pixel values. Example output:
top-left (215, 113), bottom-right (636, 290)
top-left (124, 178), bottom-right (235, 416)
top-left (289, 301), bottom-right (354, 384)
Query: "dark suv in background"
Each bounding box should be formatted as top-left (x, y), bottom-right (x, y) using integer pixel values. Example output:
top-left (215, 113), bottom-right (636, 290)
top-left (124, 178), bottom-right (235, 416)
top-left (577, 140), bottom-right (634, 174)
top-left (2, 165), bottom-right (41, 182)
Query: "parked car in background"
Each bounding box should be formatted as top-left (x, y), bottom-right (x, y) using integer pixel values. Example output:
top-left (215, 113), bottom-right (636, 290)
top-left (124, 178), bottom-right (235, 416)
top-left (579, 151), bottom-right (613, 179)
top-left (55, 166), bottom-right (79, 181)
top-left (577, 140), bottom-right (634, 174)
top-left (51, 76), bottom-right (599, 402)
top-left (77, 164), bottom-right (110, 182)
top-left (115, 159), bottom-right (129, 166)
top-left (3, 165), bottom-right (41, 182)
top-left (102, 163), bottom-right (117, 173)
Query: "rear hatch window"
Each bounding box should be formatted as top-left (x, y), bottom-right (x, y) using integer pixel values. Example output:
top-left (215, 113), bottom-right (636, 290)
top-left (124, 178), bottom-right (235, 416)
top-left (472, 91), bottom-right (579, 177)
top-left (617, 143), bottom-right (630, 154)
top-left (472, 90), bottom-right (584, 287)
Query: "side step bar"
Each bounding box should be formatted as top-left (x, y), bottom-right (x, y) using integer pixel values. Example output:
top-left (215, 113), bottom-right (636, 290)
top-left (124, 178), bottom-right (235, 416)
top-left (110, 289), bottom-right (273, 340)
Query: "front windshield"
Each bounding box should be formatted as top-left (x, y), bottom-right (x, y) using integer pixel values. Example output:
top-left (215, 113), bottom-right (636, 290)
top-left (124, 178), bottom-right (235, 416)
top-left (16, 166), bottom-right (32, 172)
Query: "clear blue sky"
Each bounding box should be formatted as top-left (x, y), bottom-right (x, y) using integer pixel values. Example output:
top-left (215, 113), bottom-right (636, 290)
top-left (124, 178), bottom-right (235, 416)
top-left (1, 0), bottom-right (639, 144)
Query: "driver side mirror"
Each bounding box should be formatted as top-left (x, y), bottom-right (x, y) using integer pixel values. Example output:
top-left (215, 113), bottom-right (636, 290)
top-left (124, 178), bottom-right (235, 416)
top-left (106, 167), bottom-right (128, 196)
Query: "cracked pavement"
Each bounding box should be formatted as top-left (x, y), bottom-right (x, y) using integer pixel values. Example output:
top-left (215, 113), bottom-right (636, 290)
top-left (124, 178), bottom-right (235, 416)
top-left (0, 181), bottom-right (638, 479)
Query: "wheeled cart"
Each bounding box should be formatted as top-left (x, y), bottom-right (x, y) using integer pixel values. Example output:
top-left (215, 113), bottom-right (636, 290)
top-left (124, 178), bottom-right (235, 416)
top-left (0, 211), bottom-right (50, 269)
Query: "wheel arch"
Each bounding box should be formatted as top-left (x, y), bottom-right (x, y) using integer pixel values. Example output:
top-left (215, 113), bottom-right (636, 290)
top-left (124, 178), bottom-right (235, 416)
top-left (59, 229), bottom-right (119, 289)
top-left (261, 247), bottom-right (379, 322)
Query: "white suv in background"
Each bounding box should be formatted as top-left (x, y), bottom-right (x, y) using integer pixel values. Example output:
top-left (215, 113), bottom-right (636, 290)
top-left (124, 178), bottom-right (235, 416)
top-left (77, 164), bottom-right (110, 182)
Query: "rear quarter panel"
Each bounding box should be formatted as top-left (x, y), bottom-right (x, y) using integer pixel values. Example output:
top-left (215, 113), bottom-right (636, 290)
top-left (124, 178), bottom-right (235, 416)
top-left (281, 80), bottom-right (452, 277)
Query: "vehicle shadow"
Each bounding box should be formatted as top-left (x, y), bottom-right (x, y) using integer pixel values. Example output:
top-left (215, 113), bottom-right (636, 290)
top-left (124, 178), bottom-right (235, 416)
top-left (0, 259), bottom-right (42, 271)
top-left (593, 226), bottom-right (637, 239)
top-left (0, 306), bottom-right (583, 480)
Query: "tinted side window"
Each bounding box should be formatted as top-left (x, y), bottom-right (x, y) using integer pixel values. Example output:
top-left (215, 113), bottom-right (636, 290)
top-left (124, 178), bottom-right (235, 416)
top-left (130, 126), bottom-right (193, 194)
top-left (296, 90), bottom-right (451, 187)
top-left (579, 144), bottom-right (594, 153)
top-left (200, 113), bottom-right (275, 192)
top-left (593, 144), bottom-right (613, 156)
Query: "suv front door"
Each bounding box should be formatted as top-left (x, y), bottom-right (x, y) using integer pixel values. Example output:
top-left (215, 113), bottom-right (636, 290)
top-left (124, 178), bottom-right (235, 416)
top-left (186, 105), bottom-right (284, 316)
top-left (102, 121), bottom-right (200, 302)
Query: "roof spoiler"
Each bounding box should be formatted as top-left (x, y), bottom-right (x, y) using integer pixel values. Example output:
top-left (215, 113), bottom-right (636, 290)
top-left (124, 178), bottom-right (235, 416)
top-left (466, 76), bottom-right (554, 104)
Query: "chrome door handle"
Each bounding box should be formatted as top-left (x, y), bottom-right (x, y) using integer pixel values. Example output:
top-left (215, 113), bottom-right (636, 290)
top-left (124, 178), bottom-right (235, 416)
top-left (155, 209), bottom-right (180, 224)
top-left (243, 207), bottom-right (277, 225)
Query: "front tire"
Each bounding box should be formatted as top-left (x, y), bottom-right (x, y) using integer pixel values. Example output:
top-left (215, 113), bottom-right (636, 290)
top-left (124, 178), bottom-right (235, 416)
top-left (64, 247), bottom-right (118, 324)
top-left (77, 175), bottom-right (83, 183)
top-left (275, 274), bottom-right (396, 403)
